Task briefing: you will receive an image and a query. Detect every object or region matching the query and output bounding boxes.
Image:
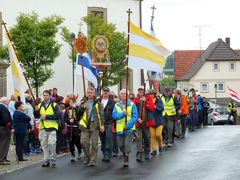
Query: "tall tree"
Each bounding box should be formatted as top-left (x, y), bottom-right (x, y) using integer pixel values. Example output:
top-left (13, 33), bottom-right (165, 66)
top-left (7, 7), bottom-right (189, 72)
top-left (61, 14), bottom-right (127, 87)
top-left (6, 12), bottom-right (64, 97)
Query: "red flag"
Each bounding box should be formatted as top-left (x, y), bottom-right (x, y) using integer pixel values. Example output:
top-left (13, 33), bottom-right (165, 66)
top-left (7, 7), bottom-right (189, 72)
top-left (227, 87), bottom-right (240, 102)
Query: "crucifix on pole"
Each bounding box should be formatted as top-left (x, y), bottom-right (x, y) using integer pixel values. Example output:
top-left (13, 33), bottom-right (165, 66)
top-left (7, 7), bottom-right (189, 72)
top-left (151, 5), bottom-right (156, 22)
top-left (125, 8), bottom-right (132, 125)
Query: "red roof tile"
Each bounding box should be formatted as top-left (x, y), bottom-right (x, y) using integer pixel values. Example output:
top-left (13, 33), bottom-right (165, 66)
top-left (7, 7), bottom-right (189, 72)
top-left (174, 50), bottom-right (203, 81)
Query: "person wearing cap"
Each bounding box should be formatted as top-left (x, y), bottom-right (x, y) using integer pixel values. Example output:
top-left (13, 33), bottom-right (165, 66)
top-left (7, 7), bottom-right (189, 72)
top-left (174, 89), bottom-right (189, 138)
top-left (64, 98), bottom-right (82, 162)
top-left (133, 87), bottom-right (155, 161)
top-left (161, 88), bottom-right (177, 147)
top-left (99, 87), bottom-right (116, 162)
top-left (147, 89), bottom-right (164, 155)
top-left (79, 87), bottom-right (105, 167)
top-left (112, 89), bottom-right (138, 167)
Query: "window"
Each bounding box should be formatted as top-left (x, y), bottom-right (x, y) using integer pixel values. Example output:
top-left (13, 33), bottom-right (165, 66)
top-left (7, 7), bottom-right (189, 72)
top-left (217, 82), bottom-right (225, 92)
top-left (200, 83), bottom-right (208, 93)
top-left (229, 62), bottom-right (236, 71)
top-left (88, 7), bottom-right (107, 21)
top-left (213, 63), bottom-right (219, 72)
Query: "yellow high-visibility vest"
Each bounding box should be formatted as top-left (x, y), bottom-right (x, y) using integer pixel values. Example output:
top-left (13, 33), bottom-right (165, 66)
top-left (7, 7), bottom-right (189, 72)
top-left (227, 103), bottom-right (236, 113)
top-left (115, 102), bottom-right (136, 133)
top-left (79, 103), bottom-right (102, 129)
top-left (39, 102), bottom-right (58, 130)
top-left (161, 96), bottom-right (176, 116)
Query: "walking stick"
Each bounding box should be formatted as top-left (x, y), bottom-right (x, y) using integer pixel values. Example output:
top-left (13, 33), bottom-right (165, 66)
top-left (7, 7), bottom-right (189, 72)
top-left (70, 122), bottom-right (73, 142)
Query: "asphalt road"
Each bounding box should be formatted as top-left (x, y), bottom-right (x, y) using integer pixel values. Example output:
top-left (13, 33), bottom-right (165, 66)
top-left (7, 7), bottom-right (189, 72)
top-left (1, 126), bottom-right (240, 180)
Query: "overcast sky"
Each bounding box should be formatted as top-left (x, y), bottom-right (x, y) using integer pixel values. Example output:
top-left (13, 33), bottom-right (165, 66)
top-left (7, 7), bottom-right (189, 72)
top-left (1, 0), bottom-right (240, 51)
top-left (142, 0), bottom-right (240, 51)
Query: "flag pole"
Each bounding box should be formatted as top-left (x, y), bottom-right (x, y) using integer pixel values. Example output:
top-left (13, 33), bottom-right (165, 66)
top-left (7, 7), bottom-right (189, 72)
top-left (126, 9), bottom-right (132, 125)
top-left (1, 20), bottom-right (36, 103)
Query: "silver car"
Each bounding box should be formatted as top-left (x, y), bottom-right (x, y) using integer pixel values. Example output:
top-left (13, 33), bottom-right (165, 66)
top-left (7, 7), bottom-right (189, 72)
top-left (208, 107), bottom-right (234, 125)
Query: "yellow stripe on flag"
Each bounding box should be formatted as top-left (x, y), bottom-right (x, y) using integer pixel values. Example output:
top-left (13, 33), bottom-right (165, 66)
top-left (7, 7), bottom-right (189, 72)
top-left (130, 22), bottom-right (167, 50)
top-left (6, 34), bottom-right (26, 104)
top-left (129, 44), bottom-right (166, 67)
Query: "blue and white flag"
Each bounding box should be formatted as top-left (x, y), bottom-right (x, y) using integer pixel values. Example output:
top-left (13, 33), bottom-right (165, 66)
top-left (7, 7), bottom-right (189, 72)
top-left (75, 53), bottom-right (99, 88)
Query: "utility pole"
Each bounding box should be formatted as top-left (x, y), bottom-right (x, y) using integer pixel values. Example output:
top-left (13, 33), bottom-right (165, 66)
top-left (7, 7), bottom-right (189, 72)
top-left (194, 25), bottom-right (210, 60)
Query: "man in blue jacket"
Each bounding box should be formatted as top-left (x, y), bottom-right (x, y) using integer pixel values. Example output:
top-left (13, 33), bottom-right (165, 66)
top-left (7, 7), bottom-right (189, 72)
top-left (112, 89), bottom-right (138, 167)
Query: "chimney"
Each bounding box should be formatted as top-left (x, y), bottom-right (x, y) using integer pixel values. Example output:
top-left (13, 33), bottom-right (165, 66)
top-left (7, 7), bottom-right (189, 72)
top-left (0, 12), bottom-right (2, 47)
top-left (225, 37), bottom-right (230, 46)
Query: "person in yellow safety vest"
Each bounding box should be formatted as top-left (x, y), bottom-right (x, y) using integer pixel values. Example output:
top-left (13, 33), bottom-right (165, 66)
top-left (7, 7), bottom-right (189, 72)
top-left (36, 90), bottom-right (60, 168)
top-left (79, 87), bottom-right (105, 167)
top-left (227, 99), bottom-right (237, 125)
top-left (161, 88), bottom-right (177, 147)
top-left (112, 89), bottom-right (138, 167)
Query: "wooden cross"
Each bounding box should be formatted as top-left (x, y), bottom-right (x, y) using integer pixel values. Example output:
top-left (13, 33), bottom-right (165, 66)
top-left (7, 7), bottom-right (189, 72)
top-left (126, 8), bottom-right (132, 21)
top-left (151, 5), bottom-right (156, 22)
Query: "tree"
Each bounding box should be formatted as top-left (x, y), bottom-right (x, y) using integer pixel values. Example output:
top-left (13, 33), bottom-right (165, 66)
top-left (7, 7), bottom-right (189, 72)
top-left (61, 15), bottom-right (127, 87)
top-left (0, 46), bottom-right (9, 60)
top-left (160, 76), bottom-right (176, 87)
top-left (6, 12), bottom-right (64, 97)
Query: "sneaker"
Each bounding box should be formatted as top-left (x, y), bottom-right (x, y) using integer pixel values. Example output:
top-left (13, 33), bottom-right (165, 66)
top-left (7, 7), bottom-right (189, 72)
top-left (71, 155), bottom-right (75, 162)
top-left (136, 152), bottom-right (142, 162)
top-left (0, 161), bottom-right (10, 165)
top-left (50, 159), bottom-right (56, 167)
top-left (159, 147), bottom-right (163, 153)
top-left (144, 154), bottom-right (150, 160)
top-left (167, 143), bottom-right (173, 147)
top-left (87, 161), bottom-right (96, 167)
top-left (18, 158), bottom-right (28, 162)
top-left (112, 153), bottom-right (118, 157)
top-left (123, 155), bottom-right (129, 167)
top-left (151, 150), bottom-right (157, 155)
top-left (42, 160), bottom-right (50, 168)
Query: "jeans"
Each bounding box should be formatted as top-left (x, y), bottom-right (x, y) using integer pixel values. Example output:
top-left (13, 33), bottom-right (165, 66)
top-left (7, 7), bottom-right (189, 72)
top-left (100, 124), bottom-right (113, 158)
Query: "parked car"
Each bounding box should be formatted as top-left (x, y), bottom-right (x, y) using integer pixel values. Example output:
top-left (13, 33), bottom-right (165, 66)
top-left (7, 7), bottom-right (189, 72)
top-left (208, 107), bottom-right (234, 125)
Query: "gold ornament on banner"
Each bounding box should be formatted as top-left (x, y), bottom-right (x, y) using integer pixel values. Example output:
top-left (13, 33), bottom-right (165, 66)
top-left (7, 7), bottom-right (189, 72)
top-left (92, 35), bottom-right (110, 63)
top-left (74, 33), bottom-right (88, 54)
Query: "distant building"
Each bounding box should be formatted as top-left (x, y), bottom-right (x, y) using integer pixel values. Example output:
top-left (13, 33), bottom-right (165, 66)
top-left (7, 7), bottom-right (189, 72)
top-left (174, 38), bottom-right (240, 105)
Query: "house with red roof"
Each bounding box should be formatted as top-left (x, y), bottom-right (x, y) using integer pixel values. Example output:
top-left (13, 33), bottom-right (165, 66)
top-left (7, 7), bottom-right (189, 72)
top-left (174, 38), bottom-right (240, 104)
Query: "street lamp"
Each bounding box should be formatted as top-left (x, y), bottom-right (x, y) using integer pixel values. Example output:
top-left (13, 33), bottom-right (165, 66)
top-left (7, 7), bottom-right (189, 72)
top-left (214, 83), bottom-right (217, 105)
top-left (70, 32), bottom-right (76, 94)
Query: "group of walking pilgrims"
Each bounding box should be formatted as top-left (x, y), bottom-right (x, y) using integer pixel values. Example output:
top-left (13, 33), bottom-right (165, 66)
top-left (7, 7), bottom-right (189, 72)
top-left (0, 85), bottom-right (211, 168)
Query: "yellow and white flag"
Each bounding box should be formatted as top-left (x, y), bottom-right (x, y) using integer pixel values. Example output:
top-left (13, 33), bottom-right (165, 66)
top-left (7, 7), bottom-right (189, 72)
top-left (128, 22), bottom-right (170, 73)
top-left (6, 34), bottom-right (26, 104)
